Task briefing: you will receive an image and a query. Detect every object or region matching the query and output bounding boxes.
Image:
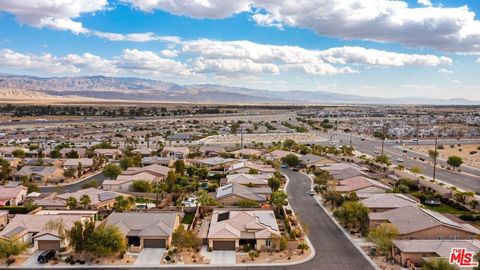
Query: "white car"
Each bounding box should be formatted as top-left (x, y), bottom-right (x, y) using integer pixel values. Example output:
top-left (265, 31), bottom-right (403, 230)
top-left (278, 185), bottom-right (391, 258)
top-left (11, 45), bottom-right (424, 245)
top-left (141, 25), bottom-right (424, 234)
top-left (396, 158), bottom-right (404, 162)
top-left (374, 151), bottom-right (380, 154)
top-left (309, 190), bottom-right (315, 196)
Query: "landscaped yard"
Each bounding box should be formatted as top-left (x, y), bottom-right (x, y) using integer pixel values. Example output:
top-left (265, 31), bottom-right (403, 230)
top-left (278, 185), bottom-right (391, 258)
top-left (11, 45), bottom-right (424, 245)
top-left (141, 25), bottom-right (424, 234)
top-left (182, 212), bottom-right (195, 224)
top-left (423, 203), bottom-right (471, 215)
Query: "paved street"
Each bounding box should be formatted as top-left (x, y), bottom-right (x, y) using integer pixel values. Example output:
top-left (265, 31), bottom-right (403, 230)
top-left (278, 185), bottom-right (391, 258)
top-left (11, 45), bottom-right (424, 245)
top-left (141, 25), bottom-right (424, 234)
top-left (13, 169), bottom-right (375, 270)
top-left (331, 132), bottom-right (480, 193)
top-left (39, 172), bottom-right (108, 193)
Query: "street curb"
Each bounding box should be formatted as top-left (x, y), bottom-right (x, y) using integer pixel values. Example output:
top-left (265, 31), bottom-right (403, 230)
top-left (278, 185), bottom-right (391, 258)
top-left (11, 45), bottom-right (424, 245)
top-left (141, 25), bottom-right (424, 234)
top-left (301, 172), bottom-right (381, 270)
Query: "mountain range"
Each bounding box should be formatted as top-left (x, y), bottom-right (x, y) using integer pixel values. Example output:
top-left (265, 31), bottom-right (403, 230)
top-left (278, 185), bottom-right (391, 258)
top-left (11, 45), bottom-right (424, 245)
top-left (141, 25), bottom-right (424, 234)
top-left (0, 74), bottom-right (478, 105)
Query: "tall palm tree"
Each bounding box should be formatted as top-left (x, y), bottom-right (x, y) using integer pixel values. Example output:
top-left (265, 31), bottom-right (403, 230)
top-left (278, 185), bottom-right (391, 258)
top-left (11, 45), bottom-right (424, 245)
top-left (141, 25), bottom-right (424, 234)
top-left (79, 195), bottom-right (91, 209)
top-left (66, 196), bottom-right (77, 209)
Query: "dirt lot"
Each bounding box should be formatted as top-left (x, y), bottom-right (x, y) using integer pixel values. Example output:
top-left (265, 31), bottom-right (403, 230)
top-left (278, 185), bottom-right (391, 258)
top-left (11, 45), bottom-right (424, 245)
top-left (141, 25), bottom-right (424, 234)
top-left (236, 248), bottom-right (311, 264)
top-left (409, 144), bottom-right (480, 169)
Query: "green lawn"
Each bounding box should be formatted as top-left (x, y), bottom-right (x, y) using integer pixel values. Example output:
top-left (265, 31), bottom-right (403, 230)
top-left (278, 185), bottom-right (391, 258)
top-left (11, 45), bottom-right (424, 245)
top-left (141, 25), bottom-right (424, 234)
top-left (182, 212), bottom-right (194, 224)
top-left (423, 203), bottom-right (471, 215)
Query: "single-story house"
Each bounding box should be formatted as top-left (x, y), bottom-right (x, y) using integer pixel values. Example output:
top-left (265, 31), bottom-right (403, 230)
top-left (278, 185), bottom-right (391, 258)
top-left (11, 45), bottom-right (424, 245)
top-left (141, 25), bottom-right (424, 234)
top-left (231, 149), bottom-right (263, 158)
top-left (369, 206), bottom-right (480, 240)
top-left (265, 150), bottom-right (301, 161)
top-left (103, 212), bottom-right (180, 252)
top-left (208, 210), bottom-right (280, 251)
top-left (334, 176), bottom-right (390, 197)
top-left (0, 147), bottom-right (29, 158)
top-left (55, 188), bottom-right (130, 210)
top-left (102, 171), bottom-right (162, 191)
top-left (190, 157), bottom-right (237, 169)
top-left (94, 149), bottom-right (122, 159)
top-left (141, 156), bottom-right (174, 167)
top-left (161, 147), bottom-right (189, 159)
top-left (300, 154), bottom-right (333, 168)
top-left (0, 211), bottom-right (95, 251)
top-left (59, 148), bottom-right (87, 158)
top-left (322, 163), bottom-right (368, 180)
top-left (132, 148), bottom-right (154, 157)
top-left (360, 193), bottom-right (419, 212)
top-left (62, 158), bottom-right (94, 169)
top-left (198, 146), bottom-right (226, 157)
top-left (226, 161), bottom-right (276, 175)
top-left (0, 210), bottom-right (8, 229)
top-left (0, 185), bottom-right (27, 206)
top-left (121, 164), bottom-right (172, 179)
top-left (215, 183), bottom-right (271, 206)
top-left (14, 166), bottom-right (64, 182)
top-left (392, 239), bottom-right (480, 268)
top-left (221, 174), bottom-right (270, 187)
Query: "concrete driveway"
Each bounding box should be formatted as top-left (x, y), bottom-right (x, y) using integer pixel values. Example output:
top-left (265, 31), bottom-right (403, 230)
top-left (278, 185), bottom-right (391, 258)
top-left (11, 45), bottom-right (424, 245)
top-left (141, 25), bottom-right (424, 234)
top-left (211, 251), bottom-right (236, 265)
top-left (23, 251), bottom-right (43, 267)
top-left (134, 248), bottom-right (165, 266)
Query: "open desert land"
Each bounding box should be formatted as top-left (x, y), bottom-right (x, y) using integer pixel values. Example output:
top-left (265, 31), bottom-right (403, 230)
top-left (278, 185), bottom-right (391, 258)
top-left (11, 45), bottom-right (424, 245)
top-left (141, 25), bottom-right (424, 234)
top-left (199, 132), bottom-right (327, 145)
top-left (409, 144), bottom-right (480, 169)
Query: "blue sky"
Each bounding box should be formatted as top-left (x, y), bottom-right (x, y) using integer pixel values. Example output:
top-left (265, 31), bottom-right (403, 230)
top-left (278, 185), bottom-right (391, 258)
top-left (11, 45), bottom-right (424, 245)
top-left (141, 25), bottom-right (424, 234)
top-left (0, 0), bottom-right (479, 100)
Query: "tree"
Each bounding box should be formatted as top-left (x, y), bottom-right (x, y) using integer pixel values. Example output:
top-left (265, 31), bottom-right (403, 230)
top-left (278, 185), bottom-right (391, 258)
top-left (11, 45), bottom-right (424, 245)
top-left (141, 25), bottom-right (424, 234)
top-left (447, 156), bottom-right (463, 169)
top-left (166, 170), bottom-right (177, 192)
top-left (0, 158), bottom-right (11, 181)
top-left (313, 169), bottom-right (332, 186)
top-left (333, 201), bottom-right (369, 230)
top-left (63, 168), bottom-right (76, 178)
top-left (77, 162), bottom-right (83, 177)
top-left (131, 180), bottom-right (153, 193)
top-left (375, 155), bottom-right (392, 166)
top-left (102, 164), bottom-right (122, 179)
top-left (171, 226), bottom-right (199, 252)
top-left (44, 218), bottom-right (68, 238)
top-left (119, 157), bottom-right (135, 170)
top-left (268, 176), bottom-right (281, 191)
top-left (66, 196), bottom-right (78, 209)
top-left (0, 239), bottom-right (26, 259)
top-left (85, 225), bottom-right (126, 256)
top-left (174, 160), bottom-right (185, 175)
top-left (248, 250), bottom-right (259, 261)
top-left (66, 150), bottom-right (79, 158)
top-left (49, 149), bottom-right (61, 158)
top-left (282, 139), bottom-right (297, 150)
top-left (428, 149), bottom-right (439, 180)
top-left (248, 168), bottom-right (258, 174)
top-left (113, 196), bottom-right (135, 212)
top-left (282, 154), bottom-right (300, 167)
top-left (271, 191), bottom-right (287, 214)
top-left (237, 199), bottom-right (259, 208)
top-left (297, 242), bottom-right (309, 254)
top-left (196, 190), bottom-right (218, 206)
top-left (68, 220), bottom-right (95, 253)
top-left (153, 182), bottom-right (168, 206)
top-left (80, 195), bottom-right (91, 209)
top-left (12, 149), bottom-right (25, 158)
top-left (367, 223), bottom-right (399, 258)
top-left (421, 258), bottom-right (458, 270)
top-left (410, 166), bottom-right (423, 174)
top-left (323, 190), bottom-right (344, 207)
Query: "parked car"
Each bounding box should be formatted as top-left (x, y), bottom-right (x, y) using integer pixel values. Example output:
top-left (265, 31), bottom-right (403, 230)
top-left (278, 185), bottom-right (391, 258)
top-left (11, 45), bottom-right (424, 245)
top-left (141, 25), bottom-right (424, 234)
top-left (38, 250), bottom-right (56, 264)
top-left (396, 158), bottom-right (404, 162)
top-left (309, 190), bottom-right (315, 196)
top-left (292, 168), bottom-right (299, 172)
top-left (281, 164), bottom-right (288, 169)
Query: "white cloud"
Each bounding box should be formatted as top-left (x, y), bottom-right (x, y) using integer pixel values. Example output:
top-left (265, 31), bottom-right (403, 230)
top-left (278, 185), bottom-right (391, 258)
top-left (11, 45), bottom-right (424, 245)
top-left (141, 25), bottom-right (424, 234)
top-left (451, 80), bottom-right (461, 84)
top-left (181, 39), bottom-right (452, 67)
top-left (159, 49), bottom-right (179, 58)
top-left (417, 0), bottom-right (432, 7)
top-left (125, 0), bottom-right (480, 54)
top-left (0, 49), bottom-right (78, 74)
top-left (0, 0), bottom-right (107, 34)
top-left (437, 68), bottom-right (453, 74)
top-left (191, 58), bottom-right (279, 75)
top-left (63, 53), bottom-right (117, 74)
top-left (476, 58), bottom-right (480, 63)
top-left (116, 49), bottom-right (191, 77)
top-left (91, 31), bottom-right (181, 43)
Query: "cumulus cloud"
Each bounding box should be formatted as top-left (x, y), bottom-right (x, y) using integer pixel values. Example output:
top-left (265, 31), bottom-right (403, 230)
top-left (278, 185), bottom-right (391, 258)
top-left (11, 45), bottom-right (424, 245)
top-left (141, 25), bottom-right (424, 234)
top-left (124, 0), bottom-right (480, 54)
top-left (437, 68), bottom-right (453, 74)
top-left (0, 0), bottom-right (107, 34)
top-left (191, 58), bottom-right (279, 75)
top-left (417, 0), bottom-right (432, 7)
top-left (476, 58), bottom-right (480, 63)
top-left (0, 49), bottom-right (78, 74)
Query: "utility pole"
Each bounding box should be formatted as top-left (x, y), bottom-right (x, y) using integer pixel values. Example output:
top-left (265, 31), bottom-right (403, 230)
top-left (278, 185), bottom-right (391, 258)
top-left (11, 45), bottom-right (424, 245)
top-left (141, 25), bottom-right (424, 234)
top-left (349, 133), bottom-right (352, 147)
top-left (416, 114), bottom-right (420, 145)
top-left (240, 125), bottom-right (244, 149)
top-left (433, 133), bottom-right (438, 181)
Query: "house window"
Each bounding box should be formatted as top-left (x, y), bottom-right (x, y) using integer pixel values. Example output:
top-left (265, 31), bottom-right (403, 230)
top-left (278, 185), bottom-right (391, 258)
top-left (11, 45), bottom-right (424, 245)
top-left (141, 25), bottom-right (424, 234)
top-left (266, 240), bottom-right (271, 247)
top-left (437, 236), bottom-right (443, 240)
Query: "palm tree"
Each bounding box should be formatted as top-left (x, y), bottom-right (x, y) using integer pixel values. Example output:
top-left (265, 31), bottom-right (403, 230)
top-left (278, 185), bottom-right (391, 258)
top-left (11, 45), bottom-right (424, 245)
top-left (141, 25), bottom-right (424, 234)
top-left (44, 218), bottom-right (67, 238)
top-left (79, 195), bottom-right (91, 209)
top-left (153, 182), bottom-right (168, 207)
top-left (428, 148), bottom-right (439, 181)
top-left (66, 196), bottom-right (78, 209)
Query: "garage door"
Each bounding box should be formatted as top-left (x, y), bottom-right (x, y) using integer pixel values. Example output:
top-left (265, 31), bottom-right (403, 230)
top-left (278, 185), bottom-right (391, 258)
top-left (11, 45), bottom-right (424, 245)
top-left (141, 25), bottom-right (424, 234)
top-left (143, 239), bottom-right (166, 248)
top-left (213, 241), bottom-right (236, 250)
top-left (38, 240), bottom-right (61, 250)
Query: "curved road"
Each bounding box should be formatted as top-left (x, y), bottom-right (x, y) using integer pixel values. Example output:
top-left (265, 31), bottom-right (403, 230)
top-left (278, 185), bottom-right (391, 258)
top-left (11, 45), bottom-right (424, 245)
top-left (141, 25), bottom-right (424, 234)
top-left (18, 169), bottom-right (375, 270)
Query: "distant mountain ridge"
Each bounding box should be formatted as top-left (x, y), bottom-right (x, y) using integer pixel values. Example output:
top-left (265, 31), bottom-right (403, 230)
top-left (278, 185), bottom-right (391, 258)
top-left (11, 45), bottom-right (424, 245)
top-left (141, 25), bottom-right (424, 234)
top-left (0, 74), bottom-right (478, 105)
